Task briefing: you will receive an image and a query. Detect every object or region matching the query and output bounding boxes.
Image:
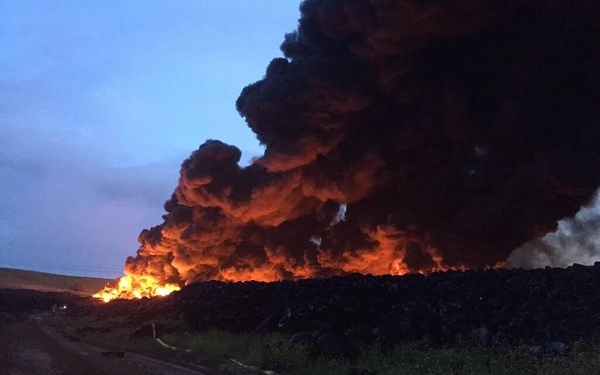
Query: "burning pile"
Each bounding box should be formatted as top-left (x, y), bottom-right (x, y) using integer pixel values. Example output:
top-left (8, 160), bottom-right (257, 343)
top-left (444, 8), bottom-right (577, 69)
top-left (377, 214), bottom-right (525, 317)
top-left (96, 0), bottom-right (600, 301)
top-left (94, 275), bottom-right (180, 302)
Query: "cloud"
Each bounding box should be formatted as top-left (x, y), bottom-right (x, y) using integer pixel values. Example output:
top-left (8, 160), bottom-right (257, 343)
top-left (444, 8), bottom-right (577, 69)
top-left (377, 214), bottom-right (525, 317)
top-left (0, 128), bottom-right (176, 277)
top-left (0, 0), bottom-right (300, 277)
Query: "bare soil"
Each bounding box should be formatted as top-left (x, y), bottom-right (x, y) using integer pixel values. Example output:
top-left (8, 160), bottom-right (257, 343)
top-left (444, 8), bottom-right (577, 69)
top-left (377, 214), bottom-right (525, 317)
top-left (0, 269), bottom-right (252, 375)
top-left (0, 312), bottom-right (216, 375)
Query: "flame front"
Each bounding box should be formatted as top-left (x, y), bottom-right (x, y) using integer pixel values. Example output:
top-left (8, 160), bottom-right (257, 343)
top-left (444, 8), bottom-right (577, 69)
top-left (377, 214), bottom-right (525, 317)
top-left (94, 274), bottom-right (181, 303)
top-left (94, 225), bottom-right (473, 303)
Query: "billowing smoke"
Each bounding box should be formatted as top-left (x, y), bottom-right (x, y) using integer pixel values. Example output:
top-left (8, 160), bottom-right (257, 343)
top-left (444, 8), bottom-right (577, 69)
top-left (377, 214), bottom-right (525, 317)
top-left (508, 191), bottom-right (600, 269)
top-left (124, 0), bottom-right (600, 285)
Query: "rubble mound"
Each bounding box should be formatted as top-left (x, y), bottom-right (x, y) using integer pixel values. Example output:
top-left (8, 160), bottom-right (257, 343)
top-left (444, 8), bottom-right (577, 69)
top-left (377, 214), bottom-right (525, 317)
top-left (4, 265), bottom-right (599, 352)
top-left (92, 264), bottom-right (600, 350)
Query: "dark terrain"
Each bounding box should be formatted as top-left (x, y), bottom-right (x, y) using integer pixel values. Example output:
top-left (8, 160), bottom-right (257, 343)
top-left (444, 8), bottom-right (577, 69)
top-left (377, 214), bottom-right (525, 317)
top-left (0, 311), bottom-right (211, 375)
top-left (85, 264), bottom-right (600, 354)
top-left (0, 280), bottom-right (212, 374)
top-left (2, 265), bottom-right (600, 371)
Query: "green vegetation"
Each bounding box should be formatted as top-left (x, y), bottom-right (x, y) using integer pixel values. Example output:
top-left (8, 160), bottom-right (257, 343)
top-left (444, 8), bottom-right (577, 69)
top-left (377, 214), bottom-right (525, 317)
top-left (0, 267), bottom-right (111, 294)
top-left (55, 314), bottom-right (600, 375)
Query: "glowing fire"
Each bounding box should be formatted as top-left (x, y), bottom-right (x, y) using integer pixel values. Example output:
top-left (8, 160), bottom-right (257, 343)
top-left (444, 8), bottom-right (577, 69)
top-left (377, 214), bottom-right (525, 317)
top-left (95, 253), bottom-right (465, 303)
top-left (94, 274), bottom-right (181, 303)
top-left (94, 225), bottom-right (480, 302)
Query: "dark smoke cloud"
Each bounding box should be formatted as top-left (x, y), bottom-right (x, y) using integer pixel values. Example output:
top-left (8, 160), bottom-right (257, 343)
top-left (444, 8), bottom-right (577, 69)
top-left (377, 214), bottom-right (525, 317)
top-left (125, 0), bottom-right (600, 283)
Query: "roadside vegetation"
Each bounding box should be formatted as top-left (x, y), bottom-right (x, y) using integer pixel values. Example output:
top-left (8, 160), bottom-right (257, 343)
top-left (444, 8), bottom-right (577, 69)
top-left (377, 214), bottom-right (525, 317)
top-left (50, 312), bottom-right (600, 375)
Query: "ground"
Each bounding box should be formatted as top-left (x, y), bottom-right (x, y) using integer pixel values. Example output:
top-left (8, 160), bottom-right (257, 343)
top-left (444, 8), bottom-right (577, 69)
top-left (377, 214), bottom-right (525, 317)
top-left (0, 312), bottom-right (215, 375)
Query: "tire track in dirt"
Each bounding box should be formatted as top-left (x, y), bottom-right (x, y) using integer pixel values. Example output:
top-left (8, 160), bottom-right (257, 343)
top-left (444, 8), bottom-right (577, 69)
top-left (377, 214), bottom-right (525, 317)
top-left (0, 313), bottom-right (212, 375)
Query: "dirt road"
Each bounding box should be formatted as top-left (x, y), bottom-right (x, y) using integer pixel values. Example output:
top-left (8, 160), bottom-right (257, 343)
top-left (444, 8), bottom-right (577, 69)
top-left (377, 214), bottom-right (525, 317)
top-left (0, 313), bottom-right (213, 375)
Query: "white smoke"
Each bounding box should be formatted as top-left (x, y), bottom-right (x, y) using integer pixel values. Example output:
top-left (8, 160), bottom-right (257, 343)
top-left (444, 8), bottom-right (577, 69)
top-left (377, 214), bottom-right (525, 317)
top-left (507, 190), bottom-right (600, 269)
top-left (330, 203), bottom-right (347, 226)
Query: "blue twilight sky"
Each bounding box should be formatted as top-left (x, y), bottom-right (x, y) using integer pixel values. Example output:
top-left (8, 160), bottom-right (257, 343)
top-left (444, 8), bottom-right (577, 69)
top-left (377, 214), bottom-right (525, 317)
top-left (0, 1), bottom-right (300, 277)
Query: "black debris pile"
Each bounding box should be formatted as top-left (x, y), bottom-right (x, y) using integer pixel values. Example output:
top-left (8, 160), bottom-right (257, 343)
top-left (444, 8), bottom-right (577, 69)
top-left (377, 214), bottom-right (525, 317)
top-left (0, 288), bottom-right (86, 313)
top-left (93, 264), bottom-right (600, 353)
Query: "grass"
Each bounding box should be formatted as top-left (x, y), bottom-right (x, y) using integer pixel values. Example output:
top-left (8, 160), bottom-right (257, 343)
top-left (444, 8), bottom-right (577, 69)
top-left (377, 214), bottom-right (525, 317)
top-left (0, 267), bottom-right (112, 295)
top-left (52, 313), bottom-right (600, 375)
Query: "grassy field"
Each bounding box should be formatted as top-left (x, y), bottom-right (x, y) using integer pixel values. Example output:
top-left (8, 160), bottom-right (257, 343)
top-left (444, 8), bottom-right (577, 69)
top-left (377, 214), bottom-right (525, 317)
top-left (55, 313), bottom-right (600, 375)
top-left (0, 267), bottom-right (112, 295)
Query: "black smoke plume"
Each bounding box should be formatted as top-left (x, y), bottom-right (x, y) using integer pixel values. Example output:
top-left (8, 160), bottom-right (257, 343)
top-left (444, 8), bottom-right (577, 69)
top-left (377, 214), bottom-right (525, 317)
top-left (125, 0), bottom-right (600, 284)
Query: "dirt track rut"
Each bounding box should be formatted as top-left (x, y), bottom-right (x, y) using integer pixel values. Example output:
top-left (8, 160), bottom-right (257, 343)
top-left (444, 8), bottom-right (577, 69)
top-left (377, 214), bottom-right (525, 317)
top-left (0, 313), bottom-right (211, 375)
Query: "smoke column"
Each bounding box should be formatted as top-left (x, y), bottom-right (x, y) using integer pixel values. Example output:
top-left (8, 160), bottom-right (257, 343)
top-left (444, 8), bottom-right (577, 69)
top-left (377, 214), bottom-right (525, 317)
top-left (122, 0), bottom-right (600, 287)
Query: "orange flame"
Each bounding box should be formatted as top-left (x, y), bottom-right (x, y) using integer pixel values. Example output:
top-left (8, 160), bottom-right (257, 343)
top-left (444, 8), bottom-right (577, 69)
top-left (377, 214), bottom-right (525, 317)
top-left (95, 225), bottom-right (479, 302)
top-left (93, 274), bottom-right (181, 303)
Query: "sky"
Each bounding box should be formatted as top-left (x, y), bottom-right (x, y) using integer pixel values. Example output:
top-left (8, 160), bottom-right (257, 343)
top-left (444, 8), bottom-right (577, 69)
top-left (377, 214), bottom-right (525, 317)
top-left (0, 1), bottom-right (300, 278)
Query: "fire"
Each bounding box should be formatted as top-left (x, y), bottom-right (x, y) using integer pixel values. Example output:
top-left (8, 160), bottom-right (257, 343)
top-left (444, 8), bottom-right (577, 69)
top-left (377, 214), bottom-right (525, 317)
top-left (95, 251), bottom-right (465, 303)
top-left (94, 274), bottom-right (181, 303)
top-left (95, 225), bottom-right (474, 302)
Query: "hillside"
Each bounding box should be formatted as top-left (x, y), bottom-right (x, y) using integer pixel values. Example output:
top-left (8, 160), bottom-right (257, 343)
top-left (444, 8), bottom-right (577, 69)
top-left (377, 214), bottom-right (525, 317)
top-left (0, 267), bottom-right (113, 295)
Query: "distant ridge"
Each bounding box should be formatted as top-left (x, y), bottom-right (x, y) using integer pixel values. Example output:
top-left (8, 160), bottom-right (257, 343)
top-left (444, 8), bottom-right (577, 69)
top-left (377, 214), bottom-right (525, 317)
top-left (0, 267), bottom-right (113, 295)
